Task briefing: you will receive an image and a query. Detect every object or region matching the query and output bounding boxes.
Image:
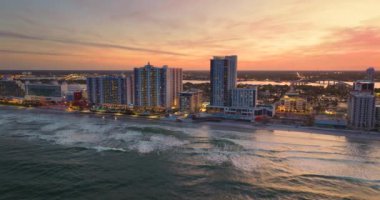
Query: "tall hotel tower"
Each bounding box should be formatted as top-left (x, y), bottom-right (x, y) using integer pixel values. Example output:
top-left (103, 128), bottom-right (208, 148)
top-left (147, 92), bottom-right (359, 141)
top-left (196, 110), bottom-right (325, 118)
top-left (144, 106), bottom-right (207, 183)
top-left (210, 55), bottom-right (237, 106)
top-left (134, 63), bottom-right (182, 109)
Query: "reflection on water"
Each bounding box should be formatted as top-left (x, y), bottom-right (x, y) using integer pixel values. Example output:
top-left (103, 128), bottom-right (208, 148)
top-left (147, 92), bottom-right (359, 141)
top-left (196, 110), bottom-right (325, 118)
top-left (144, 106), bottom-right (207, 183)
top-left (0, 106), bottom-right (379, 200)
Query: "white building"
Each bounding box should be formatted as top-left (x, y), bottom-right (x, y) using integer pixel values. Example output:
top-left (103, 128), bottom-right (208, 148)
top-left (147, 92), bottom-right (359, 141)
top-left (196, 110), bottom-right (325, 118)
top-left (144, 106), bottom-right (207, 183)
top-left (348, 91), bottom-right (376, 130)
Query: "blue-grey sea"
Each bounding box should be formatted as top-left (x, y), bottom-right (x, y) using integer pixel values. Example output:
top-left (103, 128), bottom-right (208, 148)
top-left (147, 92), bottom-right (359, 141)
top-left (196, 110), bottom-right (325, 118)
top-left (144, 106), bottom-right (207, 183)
top-left (0, 106), bottom-right (379, 200)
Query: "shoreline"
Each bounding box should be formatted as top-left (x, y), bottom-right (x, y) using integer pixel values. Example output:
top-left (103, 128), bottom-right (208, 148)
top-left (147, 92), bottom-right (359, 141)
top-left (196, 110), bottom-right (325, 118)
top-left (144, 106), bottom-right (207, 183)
top-left (1, 104), bottom-right (380, 141)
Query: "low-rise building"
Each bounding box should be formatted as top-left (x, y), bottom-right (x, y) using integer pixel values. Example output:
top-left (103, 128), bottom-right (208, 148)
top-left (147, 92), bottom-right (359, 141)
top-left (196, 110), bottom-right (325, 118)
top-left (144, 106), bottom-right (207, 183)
top-left (231, 87), bottom-right (257, 108)
top-left (25, 83), bottom-right (62, 102)
top-left (277, 96), bottom-right (311, 113)
top-left (0, 80), bottom-right (25, 98)
top-left (314, 115), bottom-right (347, 129)
top-left (179, 89), bottom-right (203, 113)
top-left (255, 105), bottom-right (275, 118)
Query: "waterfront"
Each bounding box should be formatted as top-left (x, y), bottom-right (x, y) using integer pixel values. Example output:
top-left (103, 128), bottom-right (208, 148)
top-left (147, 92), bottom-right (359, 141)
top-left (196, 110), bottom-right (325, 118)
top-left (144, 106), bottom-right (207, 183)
top-left (184, 80), bottom-right (380, 88)
top-left (0, 106), bottom-right (379, 199)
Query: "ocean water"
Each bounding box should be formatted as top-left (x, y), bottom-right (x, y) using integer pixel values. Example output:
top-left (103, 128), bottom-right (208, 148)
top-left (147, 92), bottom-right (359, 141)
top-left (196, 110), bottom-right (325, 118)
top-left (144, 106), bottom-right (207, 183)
top-left (0, 106), bottom-right (379, 200)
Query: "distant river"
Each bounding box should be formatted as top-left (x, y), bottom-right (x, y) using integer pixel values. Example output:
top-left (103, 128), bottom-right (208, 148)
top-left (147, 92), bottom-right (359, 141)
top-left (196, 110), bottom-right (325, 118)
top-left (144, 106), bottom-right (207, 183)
top-left (0, 106), bottom-right (379, 199)
top-left (184, 80), bottom-right (380, 88)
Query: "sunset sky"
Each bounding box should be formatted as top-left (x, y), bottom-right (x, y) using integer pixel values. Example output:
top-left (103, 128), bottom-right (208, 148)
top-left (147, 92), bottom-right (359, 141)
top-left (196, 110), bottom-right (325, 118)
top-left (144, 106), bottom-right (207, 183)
top-left (0, 0), bottom-right (380, 70)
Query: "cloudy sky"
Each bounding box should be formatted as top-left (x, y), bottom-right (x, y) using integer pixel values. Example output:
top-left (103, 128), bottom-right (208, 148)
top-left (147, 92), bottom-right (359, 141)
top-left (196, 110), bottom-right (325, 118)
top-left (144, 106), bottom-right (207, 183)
top-left (0, 0), bottom-right (380, 70)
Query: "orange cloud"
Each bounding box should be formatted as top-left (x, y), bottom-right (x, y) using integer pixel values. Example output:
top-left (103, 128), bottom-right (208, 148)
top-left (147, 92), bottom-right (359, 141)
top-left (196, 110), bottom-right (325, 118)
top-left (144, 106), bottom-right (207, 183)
top-left (239, 27), bottom-right (380, 70)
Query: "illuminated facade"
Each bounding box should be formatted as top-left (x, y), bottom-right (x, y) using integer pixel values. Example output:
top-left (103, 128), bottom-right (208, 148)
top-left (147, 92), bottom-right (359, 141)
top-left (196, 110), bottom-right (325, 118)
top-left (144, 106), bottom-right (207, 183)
top-left (86, 76), bottom-right (133, 105)
top-left (277, 96), bottom-right (311, 113)
top-left (134, 63), bottom-right (182, 109)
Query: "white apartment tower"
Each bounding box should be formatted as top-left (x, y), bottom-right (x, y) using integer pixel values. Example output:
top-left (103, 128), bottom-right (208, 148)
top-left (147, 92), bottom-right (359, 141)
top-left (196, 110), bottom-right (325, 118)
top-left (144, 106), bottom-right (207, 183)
top-left (348, 80), bottom-right (376, 130)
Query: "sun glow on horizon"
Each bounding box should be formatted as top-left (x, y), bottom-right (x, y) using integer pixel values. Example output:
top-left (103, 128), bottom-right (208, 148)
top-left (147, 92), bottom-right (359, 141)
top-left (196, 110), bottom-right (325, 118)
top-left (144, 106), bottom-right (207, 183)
top-left (0, 0), bottom-right (380, 70)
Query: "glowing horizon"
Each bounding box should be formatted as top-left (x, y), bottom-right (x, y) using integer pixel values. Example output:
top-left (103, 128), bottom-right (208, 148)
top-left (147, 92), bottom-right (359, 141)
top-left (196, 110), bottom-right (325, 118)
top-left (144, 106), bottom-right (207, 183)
top-left (0, 0), bottom-right (380, 71)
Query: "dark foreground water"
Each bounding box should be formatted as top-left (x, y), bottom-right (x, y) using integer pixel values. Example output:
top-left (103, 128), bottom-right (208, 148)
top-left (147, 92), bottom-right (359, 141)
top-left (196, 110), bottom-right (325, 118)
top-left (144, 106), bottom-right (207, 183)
top-left (0, 106), bottom-right (380, 200)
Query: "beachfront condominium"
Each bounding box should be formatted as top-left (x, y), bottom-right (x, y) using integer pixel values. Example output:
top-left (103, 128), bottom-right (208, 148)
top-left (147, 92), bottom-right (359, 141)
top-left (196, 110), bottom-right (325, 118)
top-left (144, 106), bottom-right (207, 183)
top-left (210, 55), bottom-right (237, 107)
top-left (86, 75), bottom-right (134, 105)
top-left (348, 80), bottom-right (376, 130)
top-left (134, 63), bottom-right (182, 109)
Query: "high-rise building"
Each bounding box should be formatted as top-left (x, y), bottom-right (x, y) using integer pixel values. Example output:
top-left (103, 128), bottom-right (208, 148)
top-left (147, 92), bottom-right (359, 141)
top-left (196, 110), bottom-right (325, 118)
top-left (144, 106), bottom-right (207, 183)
top-left (162, 66), bottom-right (183, 108)
top-left (348, 79), bottom-right (376, 130)
top-left (210, 55), bottom-right (237, 107)
top-left (366, 67), bottom-right (375, 81)
top-left (179, 89), bottom-right (203, 113)
top-left (231, 88), bottom-right (257, 108)
top-left (348, 91), bottom-right (376, 130)
top-left (126, 76), bottom-right (135, 106)
top-left (134, 63), bottom-right (182, 109)
top-left (86, 76), bottom-right (133, 105)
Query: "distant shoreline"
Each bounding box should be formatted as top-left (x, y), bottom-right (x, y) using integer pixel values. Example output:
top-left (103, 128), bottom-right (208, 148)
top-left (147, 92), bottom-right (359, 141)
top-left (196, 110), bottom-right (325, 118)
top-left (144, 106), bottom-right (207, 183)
top-left (1, 104), bottom-right (379, 141)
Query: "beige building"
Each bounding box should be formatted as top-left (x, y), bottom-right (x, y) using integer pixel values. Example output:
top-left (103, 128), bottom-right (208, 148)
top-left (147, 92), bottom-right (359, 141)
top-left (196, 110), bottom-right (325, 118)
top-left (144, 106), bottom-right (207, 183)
top-left (277, 96), bottom-right (311, 113)
top-left (179, 89), bottom-right (202, 113)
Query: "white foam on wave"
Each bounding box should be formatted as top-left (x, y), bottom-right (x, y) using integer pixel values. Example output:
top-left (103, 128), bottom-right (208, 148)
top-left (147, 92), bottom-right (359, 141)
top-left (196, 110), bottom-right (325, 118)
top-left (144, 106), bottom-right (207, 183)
top-left (40, 121), bottom-right (72, 132)
top-left (204, 151), bottom-right (230, 164)
top-left (2, 110), bottom-right (215, 155)
top-left (36, 129), bottom-right (102, 147)
top-left (129, 135), bottom-right (189, 154)
top-left (32, 118), bottom-right (189, 154)
top-left (229, 154), bottom-right (268, 172)
top-left (202, 150), bottom-right (273, 172)
top-left (92, 146), bottom-right (127, 152)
